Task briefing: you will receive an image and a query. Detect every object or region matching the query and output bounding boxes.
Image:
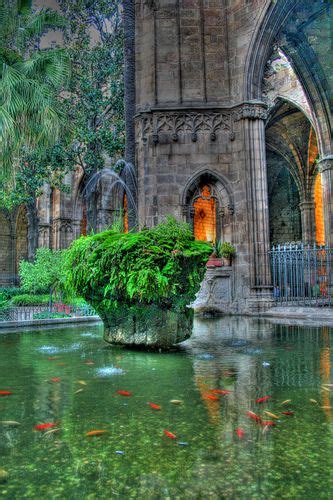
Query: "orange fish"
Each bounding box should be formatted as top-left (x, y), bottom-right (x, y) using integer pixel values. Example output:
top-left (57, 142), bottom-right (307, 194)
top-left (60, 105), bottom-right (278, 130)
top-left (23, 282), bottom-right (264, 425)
top-left (256, 396), bottom-right (272, 404)
top-left (47, 357), bottom-right (60, 361)
top-left (210, 389), bottom-right (232, 395)
top-left (86, 430), bottom-right (108, 437)
top-left (49, 377), bottom-right (61, 383)
top-left (148, 402), bottom-right (161, 410)
top-left (204, 394), bottom-right (219, 401)
top-left (35, 423), bottom-right (58, 431)
top-left (163, 430), bottom-right (177, 440)
top-left (0, 391), bottom-right (12, 397)
top-left (282, 411), bottom-right (294, 416)
top-left (246, 411), bottom-right (262, 423)
top-left (261, 420), bottom-right (276, 427)
top-left (236, 428), bottom-right (245, 439)
top-left (116, 390), bottom-right (132, 396)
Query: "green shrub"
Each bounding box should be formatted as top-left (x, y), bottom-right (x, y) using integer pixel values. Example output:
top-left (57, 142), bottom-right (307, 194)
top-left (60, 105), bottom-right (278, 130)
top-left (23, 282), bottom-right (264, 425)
top-left (10, 294), bottom-right (51, 306)
top-left (0, 287), bottom-right (23, 300)
top-left (19, 248), bottom-right (67, 294)
top-left (66, 217), bottom-right (212, 315)
top-left (33, 312), bottom-right (71, 319)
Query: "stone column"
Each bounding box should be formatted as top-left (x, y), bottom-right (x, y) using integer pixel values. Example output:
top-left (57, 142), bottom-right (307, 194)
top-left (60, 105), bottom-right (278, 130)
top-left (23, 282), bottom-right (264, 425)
top-left (243, 104), bottom-right (272, 293)
top-left (318, 156), bottom-right (333, 247)
top-left (299, 200), bottom-right (315, 244)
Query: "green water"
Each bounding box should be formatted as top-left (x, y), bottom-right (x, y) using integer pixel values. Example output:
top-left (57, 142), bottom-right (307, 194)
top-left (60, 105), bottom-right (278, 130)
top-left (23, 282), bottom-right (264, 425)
top-left (0, 316), bottom-right (332, 499)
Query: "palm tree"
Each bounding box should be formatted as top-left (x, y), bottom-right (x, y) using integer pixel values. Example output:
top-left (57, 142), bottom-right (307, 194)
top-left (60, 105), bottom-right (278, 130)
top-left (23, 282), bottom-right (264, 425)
top-left (0, 2), bottom-right (70, 177)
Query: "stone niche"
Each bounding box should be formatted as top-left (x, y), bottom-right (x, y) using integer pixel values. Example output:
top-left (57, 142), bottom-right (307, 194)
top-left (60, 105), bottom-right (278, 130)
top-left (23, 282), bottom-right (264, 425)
top-left (191, 266), bottom-right (234, 315)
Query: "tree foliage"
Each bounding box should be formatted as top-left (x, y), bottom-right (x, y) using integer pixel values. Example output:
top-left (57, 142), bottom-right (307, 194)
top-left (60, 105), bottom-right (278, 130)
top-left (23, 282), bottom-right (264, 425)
top-left (19, 247), bottom-right (67, 294)
top-left (0, 2), bottom-right (70, 175)
top-left (66, 218), bottom-right (212, 315)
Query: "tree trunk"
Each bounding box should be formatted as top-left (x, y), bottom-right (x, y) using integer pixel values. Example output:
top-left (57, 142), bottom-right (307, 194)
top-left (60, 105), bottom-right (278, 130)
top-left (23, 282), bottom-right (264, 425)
top-left (123, 0), bottom-right (137, 230)
top-left (26, 200), bottom-right (39, 261)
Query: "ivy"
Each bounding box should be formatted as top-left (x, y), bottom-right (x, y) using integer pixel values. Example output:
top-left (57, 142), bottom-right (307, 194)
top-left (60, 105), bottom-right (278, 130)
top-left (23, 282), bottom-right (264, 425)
top-left (65, 217), bottom-right (212, 315)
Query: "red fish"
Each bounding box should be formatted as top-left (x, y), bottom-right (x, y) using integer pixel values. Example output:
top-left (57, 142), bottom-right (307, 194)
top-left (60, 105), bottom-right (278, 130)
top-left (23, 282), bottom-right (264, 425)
top-left (210, 389), bottom-right (232, 395)
top-left (163, 430), bottom-right (177, 440)
top-left (148, 402), bottom-right (161, 410)
top-left (256, 396), bottom-right (272, 404)
top-left (261, 420), bottom-right (276, 427)
top-left (0, 391), bottom-right (12, 397)
top-left (34, 423), bottom-right (58, 431)
top-left (282, 411), bottom-right (294, 416)
top-left (247, 411), bottom-right (262, 423)
top-left (236, 428), bottom-right (245, 439)
top-left (204, 394), bottom-right (219, 401)
top-left (49, 377), bottom-right (61, 383)
top-left (116, 390), bottom-right (132, 396)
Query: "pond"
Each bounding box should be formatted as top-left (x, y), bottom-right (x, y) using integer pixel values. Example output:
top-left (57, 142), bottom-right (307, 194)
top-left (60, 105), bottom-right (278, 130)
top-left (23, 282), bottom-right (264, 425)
top-left (0, 316), bottom-right (332, 498)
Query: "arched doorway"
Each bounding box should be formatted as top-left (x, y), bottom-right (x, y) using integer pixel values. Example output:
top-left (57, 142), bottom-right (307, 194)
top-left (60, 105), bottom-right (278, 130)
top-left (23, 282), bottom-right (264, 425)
top-left (0, 211), bottom-right (12, 284)
top-left (193, 185), bottom-right (217, 243)
top-left (182, 170), bottom-right (234, 244)
top-left (15, 206), bottom-right (28, 273)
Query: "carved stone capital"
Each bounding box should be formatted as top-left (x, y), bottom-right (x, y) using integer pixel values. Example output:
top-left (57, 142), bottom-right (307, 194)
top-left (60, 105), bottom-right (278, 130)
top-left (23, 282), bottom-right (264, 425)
top-left (318, 156), bottom-right (333, 174)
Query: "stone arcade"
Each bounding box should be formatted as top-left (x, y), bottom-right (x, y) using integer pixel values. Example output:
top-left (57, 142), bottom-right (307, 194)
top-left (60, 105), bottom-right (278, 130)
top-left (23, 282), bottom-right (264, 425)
top-left (0, 0), bottom-right (332, 314)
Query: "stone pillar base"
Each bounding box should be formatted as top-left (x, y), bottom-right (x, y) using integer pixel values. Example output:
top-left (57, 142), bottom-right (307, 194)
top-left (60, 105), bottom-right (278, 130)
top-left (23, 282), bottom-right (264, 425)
top-left (245, 288), bottom-right (274, 314)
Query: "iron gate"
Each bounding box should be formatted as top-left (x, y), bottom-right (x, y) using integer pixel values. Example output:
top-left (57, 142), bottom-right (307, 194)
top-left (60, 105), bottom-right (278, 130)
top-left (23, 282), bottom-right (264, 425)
top-left (270, 244), bottom-right (333, 306)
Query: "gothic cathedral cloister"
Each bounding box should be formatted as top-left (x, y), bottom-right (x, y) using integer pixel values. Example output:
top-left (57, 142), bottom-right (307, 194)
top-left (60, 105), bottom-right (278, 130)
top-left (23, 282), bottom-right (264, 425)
top-left (0, 0), bottom-right (332, 313)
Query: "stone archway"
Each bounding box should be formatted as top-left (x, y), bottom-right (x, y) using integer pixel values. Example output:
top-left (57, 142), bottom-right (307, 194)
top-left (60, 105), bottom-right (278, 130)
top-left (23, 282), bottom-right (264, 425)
top-left (182, 170), bottom-right (234, 244)
top-left (0, 211), bottom-right (13, 285)
top-left (15, 206), bottom-right (28, 274)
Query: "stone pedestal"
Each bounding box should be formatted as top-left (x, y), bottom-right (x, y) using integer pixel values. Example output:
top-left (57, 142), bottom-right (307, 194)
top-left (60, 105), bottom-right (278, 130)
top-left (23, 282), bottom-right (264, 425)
top-left (191, 266), bottom-right (234, 314)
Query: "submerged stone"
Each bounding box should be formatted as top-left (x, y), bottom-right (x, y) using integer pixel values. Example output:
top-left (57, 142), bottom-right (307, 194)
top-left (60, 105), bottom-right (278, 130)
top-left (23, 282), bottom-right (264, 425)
top-left (102, 306), bottom-right (194, 349)
top-left (0, 469), bottom-right (8, 483)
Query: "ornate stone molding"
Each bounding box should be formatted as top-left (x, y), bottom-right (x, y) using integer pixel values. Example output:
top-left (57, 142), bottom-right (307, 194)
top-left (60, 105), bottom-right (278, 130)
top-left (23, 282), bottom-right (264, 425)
top-left (136, 102), bottom-right (268, 144)
top-left (52, 219), bottom-right (73, 234)
top-left (318, 156), bottom-right (333, 173)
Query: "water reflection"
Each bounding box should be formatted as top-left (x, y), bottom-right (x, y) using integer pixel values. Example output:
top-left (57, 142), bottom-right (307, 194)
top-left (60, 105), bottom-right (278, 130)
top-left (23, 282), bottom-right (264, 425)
top-left (0, 317), bottom-right (332, 497)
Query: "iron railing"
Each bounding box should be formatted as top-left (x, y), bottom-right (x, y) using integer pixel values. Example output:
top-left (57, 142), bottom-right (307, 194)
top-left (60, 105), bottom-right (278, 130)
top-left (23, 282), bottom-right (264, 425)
top-left (0, 304), bottom-right (97, 322)
top-left (270, 244), bottom-right (333, 306)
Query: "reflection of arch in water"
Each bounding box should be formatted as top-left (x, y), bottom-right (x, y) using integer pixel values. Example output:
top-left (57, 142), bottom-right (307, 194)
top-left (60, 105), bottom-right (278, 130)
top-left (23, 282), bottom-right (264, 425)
top-left (182, 170), bottom-right (234, 243)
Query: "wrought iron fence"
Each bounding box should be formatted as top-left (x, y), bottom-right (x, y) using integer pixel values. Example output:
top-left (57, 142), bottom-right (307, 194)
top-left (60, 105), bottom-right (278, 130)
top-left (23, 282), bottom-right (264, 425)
top-left (270, 244), bottom-right (333, 306)
top-left (0, 304), bottom-right (97, 322)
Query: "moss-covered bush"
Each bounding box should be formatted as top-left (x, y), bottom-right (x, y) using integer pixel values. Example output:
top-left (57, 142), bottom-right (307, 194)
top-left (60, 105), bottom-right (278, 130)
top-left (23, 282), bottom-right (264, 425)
top-left (10, 294), bottom-right (51, 306)
top-left (66, 218), bottom-right (211, 316)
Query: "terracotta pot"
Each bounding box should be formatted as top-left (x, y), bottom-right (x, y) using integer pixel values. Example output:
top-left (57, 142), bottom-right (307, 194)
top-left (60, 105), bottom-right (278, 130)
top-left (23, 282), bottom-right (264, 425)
top-left (206, 257), bottom-right (223, 268)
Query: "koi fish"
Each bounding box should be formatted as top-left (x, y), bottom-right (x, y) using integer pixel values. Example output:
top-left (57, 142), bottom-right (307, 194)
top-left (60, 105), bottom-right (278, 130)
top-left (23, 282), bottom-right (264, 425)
top-left (282, 411), bottom-right (294, 416)
top-left (236, 428), bottom-right (245, 439)
top-left (43, 428), bottom-right (60, 437)
top-left (0, 391), bottom-right (12, 397)
top-left (35, 423), bottom-right (58, 431)
top-left (210, 389), bottom-right (232, 395)
top-left (163, 430), bottom-right (177, 440)
top-left (261, 420), bottom-right (276, 427)
top-left (321, 386), bottom-right (331, 392)
top-left (256, 396), bottom-right (272, 404)
top-left (264, 411), bottom-right (280, 419)
top-left (86, 430), bottom-right (108, 437)
top-left (0, 421), bottom-right (21, 426)
top-left (204, 394), bottom-right (219, 401)
top-left (246, 411), bottom-right (262, 423)
top-left (47, 357), bottom-right (60, 361)
top-left (320, 406), bottom-right (332, 409)
top-left (74, 389), bottom-right (84, 394)
top-left (170, 400), bottom-right (183, 405)
top-left (322, 383), bottom-right (333, 387)
top-left (281, 400), bottom-right (292, 405)
top-left (116, 390), bottom-right (132, 396)
top-left (77, 380), bottom-right (87, 386)
top-left (49, 377), bottom-right (61, 383)
top-left (148, 402), bottom-right (161, 410)
top-left (85, 360), bottom-right (94, 366)
top-left (310, 399), bottom-right (318, 404)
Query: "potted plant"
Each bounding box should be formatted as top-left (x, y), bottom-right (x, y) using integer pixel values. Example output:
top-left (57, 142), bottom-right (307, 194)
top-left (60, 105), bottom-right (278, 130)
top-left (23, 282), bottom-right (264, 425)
top-left (206, 241), bottom-right (236, 267)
